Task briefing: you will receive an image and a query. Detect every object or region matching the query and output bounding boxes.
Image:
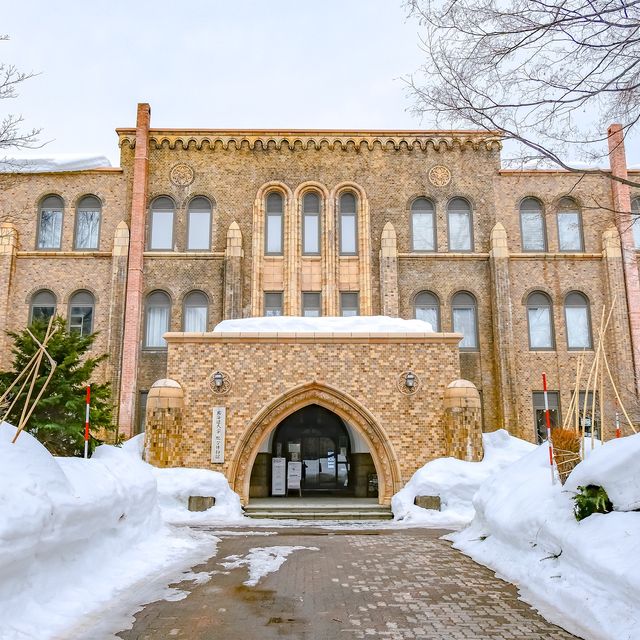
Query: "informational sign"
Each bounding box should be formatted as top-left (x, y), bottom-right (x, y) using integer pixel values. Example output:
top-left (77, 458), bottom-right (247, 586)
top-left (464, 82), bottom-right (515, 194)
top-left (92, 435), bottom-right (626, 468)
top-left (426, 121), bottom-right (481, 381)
top-left (272, 457), bottom-right (286, 496)
top-left (211, 407), bottom-right (226, 463)
top-left (287, 461), bottom-right (302, 493)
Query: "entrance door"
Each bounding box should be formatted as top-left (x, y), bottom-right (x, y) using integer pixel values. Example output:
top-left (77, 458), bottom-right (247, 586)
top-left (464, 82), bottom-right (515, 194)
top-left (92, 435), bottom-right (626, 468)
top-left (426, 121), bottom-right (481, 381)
top-left (272, 404), bottom-right (351, 494)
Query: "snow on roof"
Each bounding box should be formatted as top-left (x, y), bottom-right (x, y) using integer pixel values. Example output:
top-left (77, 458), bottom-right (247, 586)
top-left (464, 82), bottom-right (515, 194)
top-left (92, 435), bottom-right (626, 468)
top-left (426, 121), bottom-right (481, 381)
top-left (0, 154), bottom-right (112, 173)
top-left (213, 315), bottom-right (434, 333)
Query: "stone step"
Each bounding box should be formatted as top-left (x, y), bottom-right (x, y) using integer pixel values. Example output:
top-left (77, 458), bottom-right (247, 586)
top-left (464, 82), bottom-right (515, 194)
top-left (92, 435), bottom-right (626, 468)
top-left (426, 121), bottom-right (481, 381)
top-left (244, 509), bottom-right (393, 521)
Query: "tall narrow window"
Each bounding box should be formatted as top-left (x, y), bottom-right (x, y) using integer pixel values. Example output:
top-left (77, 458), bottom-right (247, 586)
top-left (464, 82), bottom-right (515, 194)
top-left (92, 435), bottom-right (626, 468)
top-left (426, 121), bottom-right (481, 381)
top-left (533, 392), bottom-right (560, 442)
top-left (452, 291), bottom-right (478, 348)
top-left (75, 195), bottom-right (101, 250)
top-left (264, 292), bottom-right (283, 316)
top-left (413, 291), bottom-right (440, 330)
top-left (520, 197), bottom-right (546, 251)
top-left (187, 197), bottom-right (212, 250)
top-left (565, 291), bottom-right (592, 349)
top-left (149, 197), bottom-right (175, 250)
top-left (302, 292), bottom-right (321, 317)
top-left (632, 198), bottom-right (640, 249)
top-left (411, 198), bottom-right (436, 251)
top-left (448, 198), bottom-right (473, 251)
top-left (339, 192), bottom-right (358, 255)
top-left (527, 291), bottom-right (554, 349)
top-left (265, 192), bottom-right (283, 255)
top-left (183, 291), bottom-right (208, 332)
top-left (302, 192), bottom-right (321, 255)
top-left (340, 292), bottom-right (359, 317)
top-left (145, 291), bottom-right (170, 348)
top-left (69, 290), bottom-right (94, 336)
top-left (557, 197), bottom-right (584, 251)
top-left (38, 195), bottom-right (63, 249)
top-left (30, 290), bottom-right (56, 324)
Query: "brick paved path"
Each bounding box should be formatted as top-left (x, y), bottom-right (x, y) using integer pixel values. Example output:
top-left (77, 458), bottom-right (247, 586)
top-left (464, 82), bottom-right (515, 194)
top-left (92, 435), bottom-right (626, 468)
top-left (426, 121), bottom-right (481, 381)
top-left (117, 527), bottom-right (576, 640)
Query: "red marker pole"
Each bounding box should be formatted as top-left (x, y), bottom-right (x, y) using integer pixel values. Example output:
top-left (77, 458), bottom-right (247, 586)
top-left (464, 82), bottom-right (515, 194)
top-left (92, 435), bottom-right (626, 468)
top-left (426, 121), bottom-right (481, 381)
top-left (615, 411), bottom-right (621, 439)
top-left (542, 372), bottom-right (556, 485)
top-left (84, 385), bottom-right (91, 459)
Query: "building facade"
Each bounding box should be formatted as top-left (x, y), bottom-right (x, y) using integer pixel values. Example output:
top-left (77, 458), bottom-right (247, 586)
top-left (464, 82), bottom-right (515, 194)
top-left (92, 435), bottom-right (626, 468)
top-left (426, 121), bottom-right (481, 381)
top-left (1, 104), bottom-right (638, 499)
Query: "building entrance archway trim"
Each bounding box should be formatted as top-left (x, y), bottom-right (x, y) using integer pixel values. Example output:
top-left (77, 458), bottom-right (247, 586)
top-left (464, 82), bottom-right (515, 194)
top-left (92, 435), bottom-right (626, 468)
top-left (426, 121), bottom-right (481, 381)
top-left (229, 381), bottom-right (402, 505)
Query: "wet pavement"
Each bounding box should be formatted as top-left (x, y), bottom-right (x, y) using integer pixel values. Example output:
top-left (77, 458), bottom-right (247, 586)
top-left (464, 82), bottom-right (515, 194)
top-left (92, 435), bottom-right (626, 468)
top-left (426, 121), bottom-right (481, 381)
top-left (116, 527), bottom-right (577, 640)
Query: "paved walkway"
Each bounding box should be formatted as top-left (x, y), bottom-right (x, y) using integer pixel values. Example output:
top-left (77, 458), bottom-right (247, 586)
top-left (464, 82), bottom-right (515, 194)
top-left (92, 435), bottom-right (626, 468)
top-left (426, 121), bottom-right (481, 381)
top-left (117, 527), bottom-right (577, 640)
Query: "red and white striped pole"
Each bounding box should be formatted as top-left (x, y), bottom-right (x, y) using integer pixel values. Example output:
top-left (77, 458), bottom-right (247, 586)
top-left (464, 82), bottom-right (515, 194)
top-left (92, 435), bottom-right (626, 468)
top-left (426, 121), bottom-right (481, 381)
top-left (615, 411), bottom-right (621, 439)
top-left (542, 372), bottom-right (556, 485)
top-left (84, 385), bottom-right (91, 459)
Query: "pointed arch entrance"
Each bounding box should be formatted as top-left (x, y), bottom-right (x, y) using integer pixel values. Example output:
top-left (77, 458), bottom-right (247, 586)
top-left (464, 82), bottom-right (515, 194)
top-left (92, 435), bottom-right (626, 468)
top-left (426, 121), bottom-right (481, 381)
top-left (229, 382), bottom-right (402, 505)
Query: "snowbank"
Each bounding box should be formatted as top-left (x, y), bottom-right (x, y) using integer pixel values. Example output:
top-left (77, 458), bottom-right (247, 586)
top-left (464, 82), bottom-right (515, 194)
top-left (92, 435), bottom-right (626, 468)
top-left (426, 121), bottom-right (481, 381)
top-left (214, 315), bottom-right (434, 333)
top-left (451, 434), bottom-right (640, 640)
top-left (0, 154), bottom-right (112, 173)
top-left (392, 429), bottom-right (535, 527)
top-left (0, 424), bottom-right (240, 640)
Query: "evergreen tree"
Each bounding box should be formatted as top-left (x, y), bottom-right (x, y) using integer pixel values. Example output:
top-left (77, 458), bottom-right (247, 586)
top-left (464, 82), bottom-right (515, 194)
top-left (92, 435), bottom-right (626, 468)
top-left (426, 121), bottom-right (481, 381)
top-left (0, 316), bottom-right (114, 456)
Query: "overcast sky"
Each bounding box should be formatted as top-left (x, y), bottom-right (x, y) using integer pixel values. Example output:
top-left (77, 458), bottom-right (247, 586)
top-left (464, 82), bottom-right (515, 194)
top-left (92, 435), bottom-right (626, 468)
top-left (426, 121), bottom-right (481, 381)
top-left (3, 1), bottom-right (638, 167)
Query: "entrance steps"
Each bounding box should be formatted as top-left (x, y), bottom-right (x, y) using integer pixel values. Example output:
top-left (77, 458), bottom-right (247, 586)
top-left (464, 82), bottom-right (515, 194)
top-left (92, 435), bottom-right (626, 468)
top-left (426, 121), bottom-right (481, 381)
top-left (244, 497), bottom-right (393, 521)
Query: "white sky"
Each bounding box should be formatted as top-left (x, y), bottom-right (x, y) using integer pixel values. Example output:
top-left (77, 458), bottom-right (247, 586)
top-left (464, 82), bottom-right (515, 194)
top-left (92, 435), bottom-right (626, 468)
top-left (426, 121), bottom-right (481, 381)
top-left (3, 0), bottom-right (638, 167)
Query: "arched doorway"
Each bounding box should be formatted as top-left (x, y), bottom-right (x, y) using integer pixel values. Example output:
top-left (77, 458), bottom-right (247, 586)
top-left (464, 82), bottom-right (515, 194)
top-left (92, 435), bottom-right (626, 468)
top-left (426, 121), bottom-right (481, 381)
top-left (270, 404), bottom-right (352, 494)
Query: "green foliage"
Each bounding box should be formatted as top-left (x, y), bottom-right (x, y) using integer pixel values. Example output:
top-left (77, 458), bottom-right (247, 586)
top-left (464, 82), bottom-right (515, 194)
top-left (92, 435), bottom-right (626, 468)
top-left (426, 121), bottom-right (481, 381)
top-left (573, 485), bottom-right (613, 521)
top-left (0, 316), bottom-right (113, 456)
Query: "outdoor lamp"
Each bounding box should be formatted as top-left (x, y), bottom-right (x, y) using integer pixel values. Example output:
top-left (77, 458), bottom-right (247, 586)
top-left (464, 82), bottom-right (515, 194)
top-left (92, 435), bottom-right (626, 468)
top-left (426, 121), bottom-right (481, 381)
top-left (405, 371), bottom-right (416, 389)
top-left (213, 371), bottom-right (224, 389)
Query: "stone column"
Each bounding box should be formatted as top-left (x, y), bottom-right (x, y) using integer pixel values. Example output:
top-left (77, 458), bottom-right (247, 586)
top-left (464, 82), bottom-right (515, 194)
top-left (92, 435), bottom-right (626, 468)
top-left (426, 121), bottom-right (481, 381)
top-left (607, 124), bottom-right (640, 396)
top-left (118, 103), bottom-right (151, 437)
top-left (107, 221), bottom-right (130, 414)
top-left (224, 222), bottom-right (243, 319)
top-left (0, 224), bottom-right (17, 369)
top-left (488, 223), bottom-right (520, 433)
top-left (443, 379), bottom-right (483, 461)
top-left (359, 197), bottom-right (373, 315)
top-left (379, 222), bottom-right (399, 317)
top-left (144, 378), bottom-right (184, 467)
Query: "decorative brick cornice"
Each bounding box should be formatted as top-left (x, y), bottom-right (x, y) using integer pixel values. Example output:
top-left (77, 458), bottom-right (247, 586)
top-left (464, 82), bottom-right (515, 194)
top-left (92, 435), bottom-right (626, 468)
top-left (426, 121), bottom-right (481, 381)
top-left (116, 129), bottom-right (503, 152)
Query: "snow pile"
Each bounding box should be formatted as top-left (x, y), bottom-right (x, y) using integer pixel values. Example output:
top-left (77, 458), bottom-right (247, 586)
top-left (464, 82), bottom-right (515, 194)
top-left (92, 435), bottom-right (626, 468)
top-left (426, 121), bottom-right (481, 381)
top-left (451, 434), bottom-right (640, 640)
top-left (0, 424), bottom-right (238, 640)
top-left (392, 429), bottom-right (535, 527)
top-left (0, 154), bottom-right (112, 173)
top-left (214, 315), bottom-right (434, 333)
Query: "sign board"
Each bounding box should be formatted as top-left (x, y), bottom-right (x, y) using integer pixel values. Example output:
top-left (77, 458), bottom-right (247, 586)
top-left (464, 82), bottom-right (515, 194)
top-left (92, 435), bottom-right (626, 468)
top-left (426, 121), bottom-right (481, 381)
top-left (211, 407), bottom-right (226, 463)
top-left (287, 461), bottom-right (302, 492)
top-left (272, 457), bottom-right (286, 496)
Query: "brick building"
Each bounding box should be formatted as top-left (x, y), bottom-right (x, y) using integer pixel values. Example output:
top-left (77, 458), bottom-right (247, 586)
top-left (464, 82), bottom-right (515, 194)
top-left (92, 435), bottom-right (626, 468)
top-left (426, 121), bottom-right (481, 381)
top-left (1, 103), bottom-right (638, 501)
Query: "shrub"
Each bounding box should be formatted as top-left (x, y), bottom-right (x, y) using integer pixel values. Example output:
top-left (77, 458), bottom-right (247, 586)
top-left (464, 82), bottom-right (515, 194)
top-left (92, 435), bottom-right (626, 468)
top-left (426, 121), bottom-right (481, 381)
top-left (573, 485), bottom-right (613, 521)
top-left (551, 427), bottom-right (581, 484)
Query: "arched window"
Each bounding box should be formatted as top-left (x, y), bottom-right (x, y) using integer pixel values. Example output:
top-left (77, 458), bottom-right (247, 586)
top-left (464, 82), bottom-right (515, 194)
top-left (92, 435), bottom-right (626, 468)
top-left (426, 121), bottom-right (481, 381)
top-left (183, 291), bottom-right (208, 332)
top-left (414, 291), bottom-right (440, 330)
top-left (145, 291), bottom-right (170, 348)
top-left (520, 197), bottom-right (546, 251)
top-left (302, 192), bottom-right (321, 255)
top-left (452, 292), bottom-right (478, 349)
top-left (411, 198), bottom-right (436, 251)
top-left (339, 192), bottom-right (358, 255)
top-left (265, 192), bottom-right (284, 255)
top-left (632, 197), bottom-right (640, 249)
top-left (448, 198), bottom-right (473, 251)
top-left (557, 197), bottom-right (584, 251)
top-left (527, 291), bottom-right (554, 349)
top-left (69, 290), bottom-right (95, 336)
top-left (149, 197), bottom-right (175, 250)
top-left (38, 195), bottom-right (64, 249)
top-left (187, 197), bottom-right (212, 250)
top-left (30, 290), bottom-right (56, 324)
top-left (565, 291), bottom-right (592, 349)
top-left (74, 195), bottom-right (101, 250)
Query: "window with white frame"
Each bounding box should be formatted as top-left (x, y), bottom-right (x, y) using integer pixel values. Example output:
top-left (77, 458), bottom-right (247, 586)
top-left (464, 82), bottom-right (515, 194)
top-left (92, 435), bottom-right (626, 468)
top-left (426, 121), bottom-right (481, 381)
top-left (187, 197), bottom-right (212, 250)
top-left (38, 195), bottom-right (64, 249)
top-left (30, 289), bottom-right (57, 324)
top-left (265, 192), bottom-right (284, 255)
top-left (413, 291), bottom-right (440, 330)
top-left (145, 291), bottom-right (170, 348)
top-left (69, 290), bottom-right (94, 336)
top-left (411, 198), bottom-right (436, 251)
top-left (527, 291), bottom-right (554, 349)
top-left (302, 192), bottom-right (321, 255)
top-left (564, 291), bottom-right (592, 349)
top-left (183, 290), bottom-right (208, 332)
top-left (149, 197), bottom-right (175, 250)
top-left (520, 197), bottom-right (546, 251)
top-left (448, 198), bottom-right (473, 251)
top-left (302, 292), bottom-right (321, 317)
top-left (339, 192), bottom-right (358, 255)
top-left (452, 291), bottom-right (478, 348)
top-left (557, 197), bottom-right (584, 251)
top-left (75, 195), bottom-right (101, 250)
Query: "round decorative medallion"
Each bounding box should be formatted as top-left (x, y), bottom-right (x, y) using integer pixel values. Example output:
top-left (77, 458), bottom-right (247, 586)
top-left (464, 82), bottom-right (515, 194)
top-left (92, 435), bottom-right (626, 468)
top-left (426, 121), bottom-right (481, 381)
top-left (397, 371), bottom-right (421, 396)
top-left (170, 163), bottom-right (195, 186)
top-left (209, 370), bottom-right (231, 395)
top-left (428, 165), bottom-right (451, 187)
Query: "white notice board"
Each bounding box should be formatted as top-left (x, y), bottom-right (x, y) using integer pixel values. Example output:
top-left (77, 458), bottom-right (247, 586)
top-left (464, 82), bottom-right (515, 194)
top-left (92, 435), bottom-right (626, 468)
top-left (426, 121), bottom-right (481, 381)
top-left (287, 461), bottom-right (302, 492)
top-left (272, 457), bottom-right (286, 496)
top-left (211, 407), bottom-right (226, 463)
